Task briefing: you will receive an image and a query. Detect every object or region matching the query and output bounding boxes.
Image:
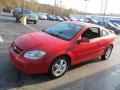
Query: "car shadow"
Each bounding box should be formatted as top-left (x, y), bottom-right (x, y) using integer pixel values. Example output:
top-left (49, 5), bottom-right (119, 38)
top-left (0, 52), bottom-right (101, 90)
top-left (70, 58), bottom-right (101, 71)
top-left (0, 13), bottom-right (16, 24)
top-left (0, 18), bottom-right (16, 23)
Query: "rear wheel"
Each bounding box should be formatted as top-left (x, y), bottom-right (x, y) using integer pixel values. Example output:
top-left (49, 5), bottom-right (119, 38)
top-left (101, 46), bottom-right (113, 60)
top-left (48, 56), bottom-right (69, 79)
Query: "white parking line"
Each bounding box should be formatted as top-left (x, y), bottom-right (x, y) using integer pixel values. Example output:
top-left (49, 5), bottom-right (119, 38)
top-left (25, 25), bottom-right (37, 31)
top-left (9, 30), bottom-right (20, 35)
top-left (0, 35), bottom-right (13, 43)
top-left (0, 35), bottom-right (4, 42)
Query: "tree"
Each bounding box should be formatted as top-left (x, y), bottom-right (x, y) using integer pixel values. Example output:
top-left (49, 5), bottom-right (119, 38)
top-left (0, 0), bottom-right (80, 16)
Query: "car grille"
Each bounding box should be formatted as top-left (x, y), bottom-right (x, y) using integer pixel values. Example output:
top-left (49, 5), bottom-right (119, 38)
top-left (29, 16), bottom-right (34, 18)
top-left (12, 42), bottom-right (23, 54)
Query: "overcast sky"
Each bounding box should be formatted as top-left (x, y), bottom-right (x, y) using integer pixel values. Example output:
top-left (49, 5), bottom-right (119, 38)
top-left (36, 0), bottom-right (120, 14)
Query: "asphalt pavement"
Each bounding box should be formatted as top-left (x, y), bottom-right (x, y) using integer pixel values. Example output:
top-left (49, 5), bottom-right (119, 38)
top-left (1, 12), bottom-right (120, 90)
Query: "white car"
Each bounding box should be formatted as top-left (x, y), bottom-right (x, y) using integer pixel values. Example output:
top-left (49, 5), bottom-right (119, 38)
top-left (38, 14), bottom-right (47, 20)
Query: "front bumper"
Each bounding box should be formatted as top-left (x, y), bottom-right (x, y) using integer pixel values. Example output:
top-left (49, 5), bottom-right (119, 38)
top-left (27, 17), bottom-right (38, 21)
top-left (9, 46), bottom-right (49, 74)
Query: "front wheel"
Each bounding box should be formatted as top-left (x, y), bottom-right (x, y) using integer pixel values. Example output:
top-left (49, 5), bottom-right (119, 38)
top-left (101, 46), bottom-right (113, 60)
top-left (34, 20), bottom-right (37, 24)
top-left (16, 18), bottom-right (19, 22)
top-left (48, 56), bottom-right (69, 79)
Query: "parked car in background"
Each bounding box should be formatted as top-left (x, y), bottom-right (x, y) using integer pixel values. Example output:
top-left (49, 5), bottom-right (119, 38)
top-left (110, 19), bottom-right (120, 23)
top-left (16, 9), bottom-right (38, 24)
top-left (97, 21), bottom-right (119, 33)
top-left (112, 23), bottom-right (120, 28)
top-left (9, 22), bottom-right (116, 79)
top-left (96, 21), bottom-right (104, 26)
top-left (62, 16), bottom-right (71, 21)
top-left (68, 16), bottom-right (77, 21)
top-left (47, 15), bottom-right (56, 21)
top-left (86, 17), bottom-right (98, 24)
top-left (56, 16), bottom-right (64, 21)
top-left (104, 22), bottom-right (120, 34)
top-left (37, 13), bottom-right (47, 20)
top-left (3, 8), bottom-right (12, 13)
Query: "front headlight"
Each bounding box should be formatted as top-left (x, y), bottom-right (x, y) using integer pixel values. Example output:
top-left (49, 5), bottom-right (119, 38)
top-left (35, 16), bottom-right (38, 20)
top-left (24, 50), bottom-right (46, 60)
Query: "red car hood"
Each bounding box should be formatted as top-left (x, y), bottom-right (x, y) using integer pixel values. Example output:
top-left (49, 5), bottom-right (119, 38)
top-left (15, 31), bottom-right (69, 51)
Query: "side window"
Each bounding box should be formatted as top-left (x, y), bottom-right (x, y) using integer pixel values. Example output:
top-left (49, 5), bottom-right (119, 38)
top-left (82, 27), bottom-right (100, 39)
top-left (101, 30), bottom-right (109, 36)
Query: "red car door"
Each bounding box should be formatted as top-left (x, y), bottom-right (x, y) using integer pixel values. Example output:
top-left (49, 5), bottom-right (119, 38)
top-left (95, 29), bottom-right (112, 55)
top-left (71, 27), bottom-right (102, 64)
top-left (72, 38), bottom-right (101, 64)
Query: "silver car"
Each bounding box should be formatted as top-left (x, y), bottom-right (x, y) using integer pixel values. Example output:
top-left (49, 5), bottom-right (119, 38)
top-left (16, 9), bottom-right (38, 24)
top-left (37, 13), bottom-right (47, 20)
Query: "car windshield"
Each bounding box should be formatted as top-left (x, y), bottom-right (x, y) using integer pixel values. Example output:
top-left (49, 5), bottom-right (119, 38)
top-left (23, 10), bottom-right (33, 14)
top-left (16, 8), bottom-right (21, 12)
top-left (43, 22), bottom-right (83, 40)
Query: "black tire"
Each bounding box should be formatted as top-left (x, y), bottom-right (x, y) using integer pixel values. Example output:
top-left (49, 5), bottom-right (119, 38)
top-left (101, 46), bottom-right (113, 60)
top-left (48, 56), bottom-right (70, 79)
top-left (34, 21), bottom-right (37, 24)
top-left (16, 18), bottom-right (19, 22)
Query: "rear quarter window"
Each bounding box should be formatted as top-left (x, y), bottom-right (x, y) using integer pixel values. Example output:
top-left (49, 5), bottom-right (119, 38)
top-left (101, 30), bottom-right (109, 36)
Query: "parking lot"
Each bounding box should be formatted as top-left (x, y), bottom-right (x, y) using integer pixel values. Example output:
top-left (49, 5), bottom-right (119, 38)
top-left (1, 12), bottom-right (120, 90)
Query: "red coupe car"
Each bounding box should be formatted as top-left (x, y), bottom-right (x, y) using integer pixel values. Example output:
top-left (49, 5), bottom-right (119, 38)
top-left (9, 22), bottom-right (116, 78)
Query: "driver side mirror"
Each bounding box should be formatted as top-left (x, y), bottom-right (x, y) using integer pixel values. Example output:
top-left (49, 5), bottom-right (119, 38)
top-left (77, 37), bottom-right (90, 44)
